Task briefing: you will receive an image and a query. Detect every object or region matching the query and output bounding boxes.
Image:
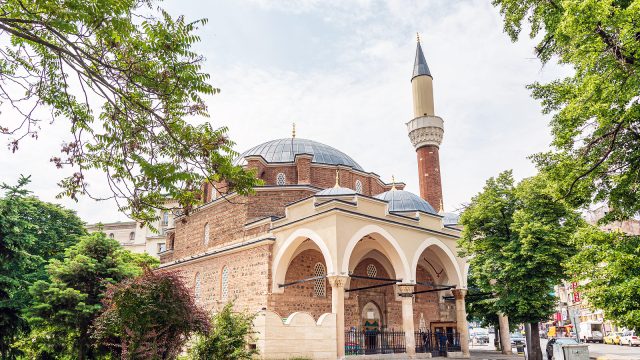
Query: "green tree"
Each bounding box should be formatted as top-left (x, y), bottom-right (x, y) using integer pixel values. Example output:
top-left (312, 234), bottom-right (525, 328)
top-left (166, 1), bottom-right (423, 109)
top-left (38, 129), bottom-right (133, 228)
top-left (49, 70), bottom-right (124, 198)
top-left (459, 171), bottom-right (583, 360)
top-left (0, 0), bottom-right (259, 224)
top-left (19, 232), bottom-right (157, 359)
top-left (492, 0), bottom-right (640, 222)
top-left (93, 270), bottom-right (209, 360)
top-left (567, 226), bottom-right (640, 331)
top-left (0, 176), bottom-right (86, 358)
top-left (188, 302), bottom-right (257, 360)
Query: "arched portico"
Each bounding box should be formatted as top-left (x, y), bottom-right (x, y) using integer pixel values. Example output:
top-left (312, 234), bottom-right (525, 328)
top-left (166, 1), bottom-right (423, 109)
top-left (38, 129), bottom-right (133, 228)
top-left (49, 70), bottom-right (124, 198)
top-left (412, 237), bottom-right (464, 287)
top-left (272, 228), bottom-right (335, 293)
top-left (341, 224), bottom-right (411, 282)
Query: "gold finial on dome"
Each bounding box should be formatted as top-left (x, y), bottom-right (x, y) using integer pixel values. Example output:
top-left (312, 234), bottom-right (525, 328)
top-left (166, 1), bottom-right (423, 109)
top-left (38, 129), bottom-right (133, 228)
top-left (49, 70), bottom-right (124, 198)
top-left (334, 169), bottom-right (340, 188)
top-left (416, 32), bottom-right (420, 43)
top-left (391, 175), bottom-right (397, 190)
top-left (292, 122), bottom-right (296, 138)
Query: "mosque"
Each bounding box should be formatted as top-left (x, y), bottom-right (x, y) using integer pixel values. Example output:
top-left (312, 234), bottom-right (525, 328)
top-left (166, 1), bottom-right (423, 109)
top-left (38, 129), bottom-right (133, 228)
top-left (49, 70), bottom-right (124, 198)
top-left (159, 38), bottom-right (470, 360)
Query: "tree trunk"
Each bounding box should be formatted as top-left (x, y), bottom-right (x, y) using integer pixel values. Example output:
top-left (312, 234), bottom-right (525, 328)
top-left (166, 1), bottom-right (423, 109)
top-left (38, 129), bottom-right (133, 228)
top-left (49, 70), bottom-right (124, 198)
top-left (498, 313), bottom-right (512, 355)
top-left (525, 322), bottom-right (543, 360)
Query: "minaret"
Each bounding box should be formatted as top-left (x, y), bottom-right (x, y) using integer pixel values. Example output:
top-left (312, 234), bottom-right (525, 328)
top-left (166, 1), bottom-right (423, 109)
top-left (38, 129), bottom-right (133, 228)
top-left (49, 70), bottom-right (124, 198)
top-left (406, 35), bottom-right (444, 209)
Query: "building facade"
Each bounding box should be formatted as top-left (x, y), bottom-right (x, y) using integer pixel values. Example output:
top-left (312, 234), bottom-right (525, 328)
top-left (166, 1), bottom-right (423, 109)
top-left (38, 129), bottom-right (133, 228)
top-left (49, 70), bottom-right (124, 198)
top-left (86, 202), bottom-right (176, 258)
top-left (159, 39), bottom-right (470, 359)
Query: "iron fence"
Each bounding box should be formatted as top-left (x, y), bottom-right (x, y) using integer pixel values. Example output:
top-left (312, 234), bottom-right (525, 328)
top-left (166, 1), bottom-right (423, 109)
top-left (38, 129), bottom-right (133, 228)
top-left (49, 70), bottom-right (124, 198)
top-left (345, 329), bottom-right (405, 355)
top-left (415, 330), bottom-right (461, 356)
top-left (345, 329), bottom-right (460, 356)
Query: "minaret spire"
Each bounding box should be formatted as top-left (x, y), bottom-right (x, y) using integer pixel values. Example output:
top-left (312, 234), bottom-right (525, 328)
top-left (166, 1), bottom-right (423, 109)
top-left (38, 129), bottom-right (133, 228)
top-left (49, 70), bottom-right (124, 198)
top-left (406, 36), bottom-right (444, 209)
top-left (413, 35), bottom-right (431, 79)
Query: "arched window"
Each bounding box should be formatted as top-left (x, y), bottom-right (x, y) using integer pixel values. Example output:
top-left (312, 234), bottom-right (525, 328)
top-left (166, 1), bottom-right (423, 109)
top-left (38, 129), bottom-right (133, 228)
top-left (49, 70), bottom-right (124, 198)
top-left (129, 232), bottom-right (135, 241)
top-left (162, 211), bottom-right (169, 226)
top-left (313, 263), bottom-right (326, 297)
top-left (203, 223), bottom-right (210, 246)
top-left (221, 266), bottom-right (229, 301)
top-left (194, 272), bottom-right (201, 302)
top-left (109, 233), bottom-right (115, 239)
top-left (276, 172), bottom-right (286, 186)
top-left (355, 180), bottom-right (363, 194)
top-left (367, 264), bottom-right (378, 278)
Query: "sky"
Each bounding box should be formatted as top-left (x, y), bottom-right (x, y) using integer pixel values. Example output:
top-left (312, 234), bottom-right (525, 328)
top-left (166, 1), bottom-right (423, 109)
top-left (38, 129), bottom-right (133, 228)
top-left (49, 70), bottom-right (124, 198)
top-left (0, 0), bottom-right (569, 224)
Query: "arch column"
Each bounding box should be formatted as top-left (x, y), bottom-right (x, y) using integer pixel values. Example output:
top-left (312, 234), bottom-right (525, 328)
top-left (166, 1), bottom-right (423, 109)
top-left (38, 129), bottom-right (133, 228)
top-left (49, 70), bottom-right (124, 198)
top-left (452, 289), bottom-right (470, 358)
top-left (328, 275), bottom-right (348, 360)
top-left (398, 284), bottom-right (416, 358)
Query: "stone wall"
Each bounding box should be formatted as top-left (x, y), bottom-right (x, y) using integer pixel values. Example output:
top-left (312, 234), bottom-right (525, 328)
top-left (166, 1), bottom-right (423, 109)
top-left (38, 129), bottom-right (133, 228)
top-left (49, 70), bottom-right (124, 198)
top-left (253, 310), bottom-right (337, 360)
top-left (166, 244), bottom-right (271, 314)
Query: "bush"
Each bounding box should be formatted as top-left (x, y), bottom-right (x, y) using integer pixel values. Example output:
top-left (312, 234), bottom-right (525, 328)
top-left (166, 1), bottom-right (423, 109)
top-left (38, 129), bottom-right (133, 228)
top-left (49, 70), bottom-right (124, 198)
top-left (93, 270), bottom-right (209, 359)
top-left (188, 302), bottom-right (256, 360)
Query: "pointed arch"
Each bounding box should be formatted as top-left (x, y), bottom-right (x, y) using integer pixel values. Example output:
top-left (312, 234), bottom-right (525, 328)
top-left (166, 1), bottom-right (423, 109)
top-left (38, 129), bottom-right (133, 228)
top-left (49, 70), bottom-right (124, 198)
top-left (341, 224), bottom-right (411, 282)
top-left (272, 228), bottom-right (334, 293)
top-left (412, 237), bottom-right (463, 287)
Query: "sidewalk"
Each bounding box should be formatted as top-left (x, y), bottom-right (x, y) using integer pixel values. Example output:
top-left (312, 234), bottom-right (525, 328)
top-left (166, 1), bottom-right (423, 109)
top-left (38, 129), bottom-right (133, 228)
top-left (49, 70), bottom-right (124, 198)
top-left (467, 350), bottom-right (524, 359)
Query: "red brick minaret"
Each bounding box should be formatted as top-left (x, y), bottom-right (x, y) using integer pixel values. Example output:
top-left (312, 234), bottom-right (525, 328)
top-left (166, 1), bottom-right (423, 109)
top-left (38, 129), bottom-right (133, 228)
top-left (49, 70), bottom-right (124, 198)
top-left (406, 35), bottom-right (444, 211)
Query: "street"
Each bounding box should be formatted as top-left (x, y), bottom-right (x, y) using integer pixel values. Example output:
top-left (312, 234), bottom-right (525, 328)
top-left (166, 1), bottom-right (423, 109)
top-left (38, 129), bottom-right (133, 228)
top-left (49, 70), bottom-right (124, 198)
top-left (469, 334), bottom-right (640, 360)
top-left (540, 338), bottom-right (640, 360)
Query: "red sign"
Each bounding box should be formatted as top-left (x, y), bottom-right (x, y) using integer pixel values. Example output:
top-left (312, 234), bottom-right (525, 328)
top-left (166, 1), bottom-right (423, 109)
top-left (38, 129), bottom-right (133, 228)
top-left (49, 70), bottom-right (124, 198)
top-left (571, 282), bottom-right (578, 290)
top-left (573, 291), bottom-right (581, 303)
top-left (555, 312), bottom-right (562, 322)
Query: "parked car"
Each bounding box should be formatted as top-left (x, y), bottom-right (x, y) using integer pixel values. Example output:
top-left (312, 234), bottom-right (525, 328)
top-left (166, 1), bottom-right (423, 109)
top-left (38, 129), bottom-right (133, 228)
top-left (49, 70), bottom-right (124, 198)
top-left (510, 332), bottom-right (525, 346)
top-left (470, 328), bottom-right (490, 344)
top-left (603, 332), bottom-right (623, 345)
top-left (546, 337), bottom-right (579, 360)
top-left (620, 330), bottom-right (640, 346)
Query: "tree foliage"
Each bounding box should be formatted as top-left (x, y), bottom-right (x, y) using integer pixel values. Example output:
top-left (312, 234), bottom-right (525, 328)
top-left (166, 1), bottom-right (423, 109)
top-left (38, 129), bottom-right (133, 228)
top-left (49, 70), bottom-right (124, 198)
top-left (20, 232), bottom-right (156, 359)
top-left (93, 270), bottom-right (209, 360)
top-left (492, 0), bottom-right (640, 222)
top-left (188, 302), bottom-right (257, 360)
top-left (567, 226), bottom-right (640, 331)
top-left (459, 171), bottom-right (583, 323)
top-left (0, 0), bottom-right (260, 224)
top-left (0, 175), bottom-right (86, 359)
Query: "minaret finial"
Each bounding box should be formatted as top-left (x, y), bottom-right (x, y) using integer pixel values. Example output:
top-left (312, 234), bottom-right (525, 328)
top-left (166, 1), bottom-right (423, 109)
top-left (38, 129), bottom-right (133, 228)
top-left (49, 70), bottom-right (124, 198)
top-left (292, 122), bottom-right (296, 138)
top-left (391, 175), bottom-right (397, 190)
top-left (334, 169), bottom-right (340, 188)
top-left (416, 32), bottom-right (420, 43)
top-left (439, 199), bottom-right (444, 213)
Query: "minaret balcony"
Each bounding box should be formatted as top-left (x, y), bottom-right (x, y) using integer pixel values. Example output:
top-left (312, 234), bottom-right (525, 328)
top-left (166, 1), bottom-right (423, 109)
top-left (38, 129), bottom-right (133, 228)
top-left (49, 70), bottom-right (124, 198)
top-left (406, 115), bottom-right (444, 149)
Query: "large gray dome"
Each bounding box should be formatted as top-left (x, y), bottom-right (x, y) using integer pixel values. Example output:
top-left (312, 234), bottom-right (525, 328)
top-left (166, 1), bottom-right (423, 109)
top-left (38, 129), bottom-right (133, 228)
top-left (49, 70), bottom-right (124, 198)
top-left (375, 190), bottom-right (437, 214)
top-left (235, 138), bottom-right (364, 171)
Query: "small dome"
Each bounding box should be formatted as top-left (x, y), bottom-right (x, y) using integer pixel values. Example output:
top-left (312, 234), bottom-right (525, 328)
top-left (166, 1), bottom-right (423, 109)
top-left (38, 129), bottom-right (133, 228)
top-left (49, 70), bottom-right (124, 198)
top-left (235, 138), bottom-right (364, 171)
top-left (442, 212), bottom-right (460, 226)
top-left (316, 186), bottom-right (356, 196)
top-left (374, 190), bottom-right (436, 214)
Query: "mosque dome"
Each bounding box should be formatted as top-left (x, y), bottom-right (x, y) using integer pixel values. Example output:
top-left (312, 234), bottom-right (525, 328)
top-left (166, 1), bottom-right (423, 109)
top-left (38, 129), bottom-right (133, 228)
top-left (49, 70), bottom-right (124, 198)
top-left (374, 189), bottom-right (437, 214)
top-left (316, 186), bottom-right (356, 196)
top-left (235, 138), bottom-right (364, 171)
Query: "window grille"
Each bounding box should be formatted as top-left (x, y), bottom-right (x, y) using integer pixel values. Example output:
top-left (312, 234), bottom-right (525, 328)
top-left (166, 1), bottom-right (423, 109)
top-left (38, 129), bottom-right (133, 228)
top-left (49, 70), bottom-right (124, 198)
top-left (355, 180), bottom-right (363, 194)
top-left (109, 233), bottom-right (115, 239)
top-left (276, 173), bottom-right (286, 186)
top-left (129, 232), bottom-right (135, 241)
top-left (313, 263), bottom-right (326, 297)
top-left (367, 264), bottom-right (378, 278)
top-left (204, 223), bottom-right (210, 246)
top-left (221, 267), bottom-right (229, 301)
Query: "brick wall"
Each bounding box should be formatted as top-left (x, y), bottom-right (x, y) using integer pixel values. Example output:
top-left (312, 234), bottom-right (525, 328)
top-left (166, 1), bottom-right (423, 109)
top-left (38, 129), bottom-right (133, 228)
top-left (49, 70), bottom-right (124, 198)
top-left (416, 145), bottom-right (443, 210)
top-left (414, 265), bottom-right (440, 329)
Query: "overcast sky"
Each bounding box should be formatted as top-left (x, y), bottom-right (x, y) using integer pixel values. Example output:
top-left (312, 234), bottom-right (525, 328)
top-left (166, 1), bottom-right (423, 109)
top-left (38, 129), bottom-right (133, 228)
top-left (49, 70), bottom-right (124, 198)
top-left (0, 0), bottom-right (569, 224)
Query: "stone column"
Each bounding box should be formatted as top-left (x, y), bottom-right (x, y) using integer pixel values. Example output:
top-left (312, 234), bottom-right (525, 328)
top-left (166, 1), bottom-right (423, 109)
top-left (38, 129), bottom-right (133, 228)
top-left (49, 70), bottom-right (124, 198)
top-left (452, 289), bottom-right (470, 358)
top-left (398, 284), bottom-right (416, 358)
top-left (498, 313), bottom-right (512, 355)
top-left (328, 275), bottom-right (349, 360)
